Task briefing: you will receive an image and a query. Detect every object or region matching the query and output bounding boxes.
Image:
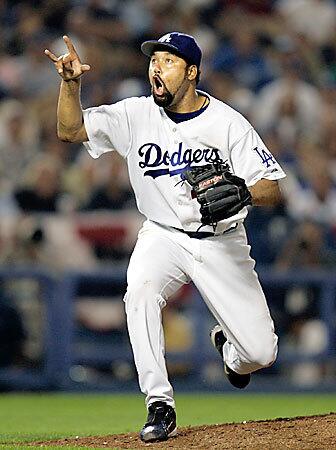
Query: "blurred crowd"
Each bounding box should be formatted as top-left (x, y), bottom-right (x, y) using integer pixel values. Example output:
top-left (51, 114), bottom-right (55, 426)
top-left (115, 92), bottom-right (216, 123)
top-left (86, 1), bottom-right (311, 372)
top-left (0, 0), bottom-right (336, 386)
top-left (0, 0), bottom-right (335, 265)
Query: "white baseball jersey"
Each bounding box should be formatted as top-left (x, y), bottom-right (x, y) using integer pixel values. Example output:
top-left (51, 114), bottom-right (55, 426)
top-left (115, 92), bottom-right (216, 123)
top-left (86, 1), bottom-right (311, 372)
top-left (83, 91), bottom-right (284, 408)
top-left (83, 92), bottom-right (285, 233)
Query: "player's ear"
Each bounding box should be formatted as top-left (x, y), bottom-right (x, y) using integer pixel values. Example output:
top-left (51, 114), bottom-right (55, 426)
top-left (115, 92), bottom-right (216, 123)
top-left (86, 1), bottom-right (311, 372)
top-left (187, 64), bottom-right (198, 82)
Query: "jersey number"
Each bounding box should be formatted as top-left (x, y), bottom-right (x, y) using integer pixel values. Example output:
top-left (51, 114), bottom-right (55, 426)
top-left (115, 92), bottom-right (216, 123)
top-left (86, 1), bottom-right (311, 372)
top-left (253, 147), bottom-right (276, 168)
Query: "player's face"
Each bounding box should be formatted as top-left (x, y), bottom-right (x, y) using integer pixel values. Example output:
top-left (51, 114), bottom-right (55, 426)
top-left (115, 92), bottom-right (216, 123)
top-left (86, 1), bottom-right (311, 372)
top-left (149, 51), bottom-right (190, 107)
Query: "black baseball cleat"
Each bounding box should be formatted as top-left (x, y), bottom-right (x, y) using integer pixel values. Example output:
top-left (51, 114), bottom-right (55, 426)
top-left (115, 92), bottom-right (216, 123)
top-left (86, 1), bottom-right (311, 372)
top-left (140, 401), bottom-right (177, 442)
top-left (210, 324), bottom-right (251, 389)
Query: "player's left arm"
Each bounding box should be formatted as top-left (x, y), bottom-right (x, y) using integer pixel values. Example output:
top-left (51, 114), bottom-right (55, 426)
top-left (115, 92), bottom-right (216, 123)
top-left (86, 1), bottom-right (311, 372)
top-left (248, 179), bottom-right (282, 207)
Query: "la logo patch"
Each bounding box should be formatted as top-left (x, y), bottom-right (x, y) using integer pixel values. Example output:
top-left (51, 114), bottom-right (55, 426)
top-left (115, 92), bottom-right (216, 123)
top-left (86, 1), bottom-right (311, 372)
top-left (253, 147), bottom-right (276, 168)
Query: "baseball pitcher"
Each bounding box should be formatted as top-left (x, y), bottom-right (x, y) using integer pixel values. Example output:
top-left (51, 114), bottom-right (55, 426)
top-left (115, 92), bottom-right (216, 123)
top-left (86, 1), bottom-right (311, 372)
top-left (45, 32), bottom-right (286, 443)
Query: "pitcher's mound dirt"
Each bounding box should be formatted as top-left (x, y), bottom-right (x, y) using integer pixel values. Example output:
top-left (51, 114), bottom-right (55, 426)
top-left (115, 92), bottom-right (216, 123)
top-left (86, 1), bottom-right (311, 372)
top-left (33, 413), bottom-right (335, 450)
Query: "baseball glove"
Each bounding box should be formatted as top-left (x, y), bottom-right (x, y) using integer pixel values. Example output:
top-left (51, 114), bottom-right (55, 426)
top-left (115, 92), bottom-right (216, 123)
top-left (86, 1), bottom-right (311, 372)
top-left (183, 163), bottom-right (252, 225)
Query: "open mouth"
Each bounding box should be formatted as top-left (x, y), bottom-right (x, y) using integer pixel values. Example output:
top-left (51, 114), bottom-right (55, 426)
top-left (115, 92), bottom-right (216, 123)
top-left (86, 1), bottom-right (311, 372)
top-left (153, 76), bottom-right (164, 96)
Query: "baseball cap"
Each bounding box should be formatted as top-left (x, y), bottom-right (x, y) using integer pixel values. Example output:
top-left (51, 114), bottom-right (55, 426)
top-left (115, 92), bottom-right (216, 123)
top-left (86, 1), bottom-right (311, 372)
top-left (141, 32), bottom-right (202, 68)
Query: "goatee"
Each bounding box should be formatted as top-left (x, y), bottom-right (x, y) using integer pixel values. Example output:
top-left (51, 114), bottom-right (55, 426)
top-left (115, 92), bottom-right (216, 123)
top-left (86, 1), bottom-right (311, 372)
top-left (152, 90), bottom-right (174, 108)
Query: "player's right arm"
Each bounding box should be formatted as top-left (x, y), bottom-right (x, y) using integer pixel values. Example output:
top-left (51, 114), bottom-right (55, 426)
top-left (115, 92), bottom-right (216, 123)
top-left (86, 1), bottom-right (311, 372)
top-left (44, 35), bottom-right (90, 143)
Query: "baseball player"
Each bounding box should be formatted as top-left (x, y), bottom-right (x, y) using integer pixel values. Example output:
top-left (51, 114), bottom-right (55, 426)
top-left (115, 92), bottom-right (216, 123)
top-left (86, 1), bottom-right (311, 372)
top-left (45, 32), bottom-right (285, 443)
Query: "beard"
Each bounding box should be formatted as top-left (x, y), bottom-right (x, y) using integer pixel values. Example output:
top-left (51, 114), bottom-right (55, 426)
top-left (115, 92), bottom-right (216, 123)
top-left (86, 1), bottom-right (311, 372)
top-left (152, 88), bottom-right (174, 107)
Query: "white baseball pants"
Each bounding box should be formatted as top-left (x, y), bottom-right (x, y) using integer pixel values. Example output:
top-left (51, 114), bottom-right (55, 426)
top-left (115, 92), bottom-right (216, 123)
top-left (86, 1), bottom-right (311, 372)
top-left (124, 220), bottom-right (278, 408)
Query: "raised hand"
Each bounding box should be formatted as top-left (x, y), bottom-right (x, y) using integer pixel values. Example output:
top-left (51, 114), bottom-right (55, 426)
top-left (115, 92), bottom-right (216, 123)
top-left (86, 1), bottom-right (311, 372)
top-left (44, 35), bottom-right (91, 81)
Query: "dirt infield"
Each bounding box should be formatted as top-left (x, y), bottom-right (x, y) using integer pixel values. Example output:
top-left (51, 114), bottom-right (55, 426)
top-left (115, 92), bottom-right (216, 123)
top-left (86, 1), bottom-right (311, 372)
top-left (33, 413), bottom-right (335, 449)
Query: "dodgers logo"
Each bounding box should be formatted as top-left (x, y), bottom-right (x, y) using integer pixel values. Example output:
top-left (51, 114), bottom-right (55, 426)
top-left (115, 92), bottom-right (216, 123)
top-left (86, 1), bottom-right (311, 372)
top-left (138, 142), bottom-right (224, 178)
top-left (253, 147), bottom-right (276, 168)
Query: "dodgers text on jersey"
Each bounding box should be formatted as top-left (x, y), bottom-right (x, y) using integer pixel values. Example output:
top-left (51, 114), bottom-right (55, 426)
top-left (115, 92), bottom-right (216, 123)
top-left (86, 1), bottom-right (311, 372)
top-left (138, 141), bottom-right (224, 178)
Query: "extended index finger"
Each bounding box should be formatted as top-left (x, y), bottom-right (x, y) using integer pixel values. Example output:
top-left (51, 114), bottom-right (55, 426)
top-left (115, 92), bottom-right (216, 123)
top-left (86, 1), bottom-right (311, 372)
top-left (63, 35), bottom-right (78, 57)
top-left (44, 48), bottom-right (58, 62)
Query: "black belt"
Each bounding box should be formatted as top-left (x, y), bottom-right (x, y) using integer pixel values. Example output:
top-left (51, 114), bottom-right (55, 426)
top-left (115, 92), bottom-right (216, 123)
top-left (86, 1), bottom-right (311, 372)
top-left (171, 224), bottom-right (237, 239)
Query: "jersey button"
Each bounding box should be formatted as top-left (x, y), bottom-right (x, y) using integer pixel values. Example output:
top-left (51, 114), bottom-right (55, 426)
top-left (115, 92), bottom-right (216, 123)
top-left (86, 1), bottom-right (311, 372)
top-left (172, 127), bottom-right (177, 132)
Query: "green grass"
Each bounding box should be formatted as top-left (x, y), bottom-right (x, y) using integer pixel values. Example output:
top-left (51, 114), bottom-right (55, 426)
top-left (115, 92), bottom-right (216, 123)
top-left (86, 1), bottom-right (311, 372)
top-left (0, 393), bottom-right (335, 449)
